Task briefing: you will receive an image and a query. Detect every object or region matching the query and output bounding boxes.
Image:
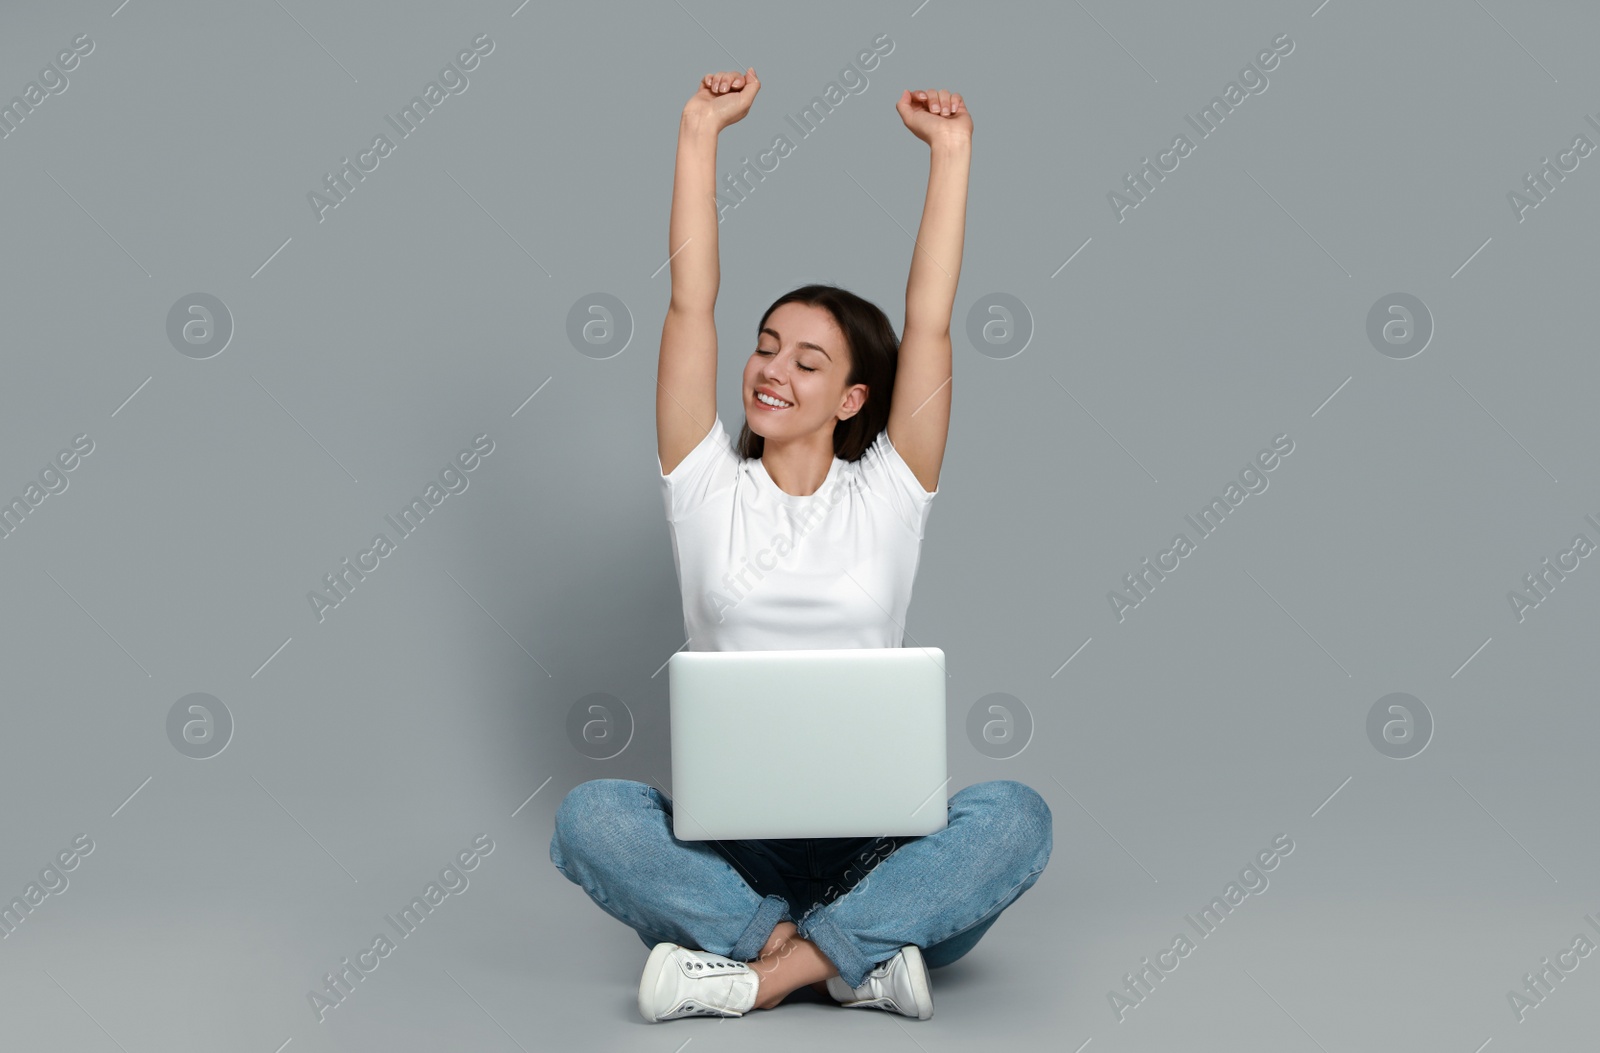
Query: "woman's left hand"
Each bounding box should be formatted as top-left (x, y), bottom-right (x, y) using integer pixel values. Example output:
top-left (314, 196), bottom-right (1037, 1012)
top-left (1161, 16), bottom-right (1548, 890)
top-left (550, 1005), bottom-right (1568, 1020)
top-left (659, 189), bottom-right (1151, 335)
top-left (896, 88), bottom-right (972, 146)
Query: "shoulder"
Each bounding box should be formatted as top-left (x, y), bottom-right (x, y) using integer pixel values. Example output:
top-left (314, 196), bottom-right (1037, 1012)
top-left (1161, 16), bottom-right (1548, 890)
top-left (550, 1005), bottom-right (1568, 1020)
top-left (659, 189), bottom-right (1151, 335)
top-left (845, 427), bottom-right (938, 537)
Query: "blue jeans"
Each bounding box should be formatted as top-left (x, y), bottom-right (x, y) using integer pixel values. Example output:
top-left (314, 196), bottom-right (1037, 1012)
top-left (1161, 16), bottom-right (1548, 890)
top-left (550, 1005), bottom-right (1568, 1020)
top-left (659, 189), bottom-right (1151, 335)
top-left (548, 777), bottom-right (1052, 989)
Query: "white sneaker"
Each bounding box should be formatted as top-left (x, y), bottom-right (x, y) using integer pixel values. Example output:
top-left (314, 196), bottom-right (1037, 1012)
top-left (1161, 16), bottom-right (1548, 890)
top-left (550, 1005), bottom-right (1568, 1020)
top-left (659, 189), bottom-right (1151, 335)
top-left (824, 944), bottom-right (934, 1020)
top-left (638, 942), bottom-right (760, 1022)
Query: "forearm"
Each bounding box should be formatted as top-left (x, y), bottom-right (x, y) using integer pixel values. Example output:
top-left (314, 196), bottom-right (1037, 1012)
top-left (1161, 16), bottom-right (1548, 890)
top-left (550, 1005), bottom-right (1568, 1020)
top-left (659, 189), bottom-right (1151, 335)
top-left (905, 139), bottom-right (971, 333)
top-left (667, 115), bottom-right (722, 312)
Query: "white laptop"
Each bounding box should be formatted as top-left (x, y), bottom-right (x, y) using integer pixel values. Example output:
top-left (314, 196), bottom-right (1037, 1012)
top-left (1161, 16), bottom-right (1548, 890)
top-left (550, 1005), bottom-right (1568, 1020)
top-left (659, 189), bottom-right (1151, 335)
top-left (667, 646), bottom-right (949, 840)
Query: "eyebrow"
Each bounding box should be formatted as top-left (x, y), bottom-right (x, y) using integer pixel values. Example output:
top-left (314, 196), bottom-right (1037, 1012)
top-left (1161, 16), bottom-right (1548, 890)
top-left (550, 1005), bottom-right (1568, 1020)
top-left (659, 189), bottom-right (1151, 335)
top-left (758, 327), bottom-right (832, 360)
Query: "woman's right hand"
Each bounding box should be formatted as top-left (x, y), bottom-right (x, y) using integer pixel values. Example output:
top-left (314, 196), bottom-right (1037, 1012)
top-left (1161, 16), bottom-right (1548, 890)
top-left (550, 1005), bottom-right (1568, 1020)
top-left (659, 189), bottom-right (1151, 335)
top-left (682, 67), bottom-right (760, 132)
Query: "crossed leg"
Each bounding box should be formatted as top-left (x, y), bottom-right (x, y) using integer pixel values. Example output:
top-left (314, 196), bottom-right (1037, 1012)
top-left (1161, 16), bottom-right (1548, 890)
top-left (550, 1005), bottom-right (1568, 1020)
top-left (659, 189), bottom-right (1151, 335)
top-left (747, 920), bottom-right (840, 1010)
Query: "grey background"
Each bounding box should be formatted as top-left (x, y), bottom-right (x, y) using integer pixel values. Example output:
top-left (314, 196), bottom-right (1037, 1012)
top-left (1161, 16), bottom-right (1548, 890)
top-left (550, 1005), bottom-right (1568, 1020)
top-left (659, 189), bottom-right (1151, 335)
top-left (2, 0), bottom-right (1597, 1050)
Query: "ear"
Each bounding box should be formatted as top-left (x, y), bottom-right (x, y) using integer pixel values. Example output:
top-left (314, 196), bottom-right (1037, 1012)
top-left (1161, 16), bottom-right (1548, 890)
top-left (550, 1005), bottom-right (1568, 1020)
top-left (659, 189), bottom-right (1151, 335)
top-left (837, 383), bottom-right (870, 421)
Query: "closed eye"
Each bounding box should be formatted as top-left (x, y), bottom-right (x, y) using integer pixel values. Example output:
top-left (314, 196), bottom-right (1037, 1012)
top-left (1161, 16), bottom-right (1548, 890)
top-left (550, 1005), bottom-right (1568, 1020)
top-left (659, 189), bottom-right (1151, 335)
top-left (754, 349), bottom-right (816, 372)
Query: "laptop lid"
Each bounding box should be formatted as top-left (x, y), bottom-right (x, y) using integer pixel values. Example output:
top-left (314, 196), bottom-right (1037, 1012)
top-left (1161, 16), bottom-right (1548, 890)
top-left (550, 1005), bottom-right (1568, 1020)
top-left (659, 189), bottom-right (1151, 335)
top-left (667, 646), bottom-right (948, 840)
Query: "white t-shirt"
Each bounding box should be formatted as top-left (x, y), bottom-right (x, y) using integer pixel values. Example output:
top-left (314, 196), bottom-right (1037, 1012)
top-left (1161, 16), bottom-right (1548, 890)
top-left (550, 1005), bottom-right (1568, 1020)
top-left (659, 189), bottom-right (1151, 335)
top-left (659, 415), bottom-right (937, 651)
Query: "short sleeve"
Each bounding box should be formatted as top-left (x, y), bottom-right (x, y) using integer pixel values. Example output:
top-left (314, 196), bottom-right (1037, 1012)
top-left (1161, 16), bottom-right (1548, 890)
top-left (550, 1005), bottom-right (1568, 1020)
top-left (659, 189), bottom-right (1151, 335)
top-left (855, 427), bottom-right (938, 538)
top-left (659, 415), bottom-right (740, 523)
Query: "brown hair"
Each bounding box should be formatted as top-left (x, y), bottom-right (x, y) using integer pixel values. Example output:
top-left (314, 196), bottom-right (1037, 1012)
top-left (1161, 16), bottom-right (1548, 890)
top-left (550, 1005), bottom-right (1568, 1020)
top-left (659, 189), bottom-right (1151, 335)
top-left (736, 283), bottom-right (898, 463)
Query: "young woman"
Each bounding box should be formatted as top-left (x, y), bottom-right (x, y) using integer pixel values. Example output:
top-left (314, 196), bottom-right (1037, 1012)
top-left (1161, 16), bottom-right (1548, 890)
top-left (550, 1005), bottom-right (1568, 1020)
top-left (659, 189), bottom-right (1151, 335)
top-left (549, 67), bottom-right (1052, 1024)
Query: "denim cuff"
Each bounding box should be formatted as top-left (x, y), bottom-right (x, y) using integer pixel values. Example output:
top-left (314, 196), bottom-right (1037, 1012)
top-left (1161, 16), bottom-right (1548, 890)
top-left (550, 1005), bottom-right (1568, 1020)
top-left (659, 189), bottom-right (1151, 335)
top-left (796, 903), bottom-right (876, 990)
top-left (727, 893), bottom-right (792, 962)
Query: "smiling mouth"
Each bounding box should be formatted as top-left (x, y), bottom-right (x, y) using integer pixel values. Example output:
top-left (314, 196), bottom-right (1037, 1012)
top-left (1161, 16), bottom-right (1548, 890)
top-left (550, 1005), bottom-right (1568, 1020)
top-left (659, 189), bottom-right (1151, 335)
top-left (754, 391), bottom-right (793, 409)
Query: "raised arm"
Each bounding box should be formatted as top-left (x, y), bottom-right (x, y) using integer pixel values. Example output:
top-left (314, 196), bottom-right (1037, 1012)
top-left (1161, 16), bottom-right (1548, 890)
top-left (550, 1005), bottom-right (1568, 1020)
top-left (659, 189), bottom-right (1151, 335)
top-left (657, 68), bottom-right (760, 476)
top-left (886, 88), bottom-right (972, 494)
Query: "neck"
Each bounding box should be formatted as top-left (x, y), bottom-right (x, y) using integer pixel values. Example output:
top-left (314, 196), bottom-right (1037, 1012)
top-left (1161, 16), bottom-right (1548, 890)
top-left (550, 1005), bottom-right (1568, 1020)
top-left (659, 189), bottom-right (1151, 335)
top-left (760, 431), bottom-right (836, 496)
